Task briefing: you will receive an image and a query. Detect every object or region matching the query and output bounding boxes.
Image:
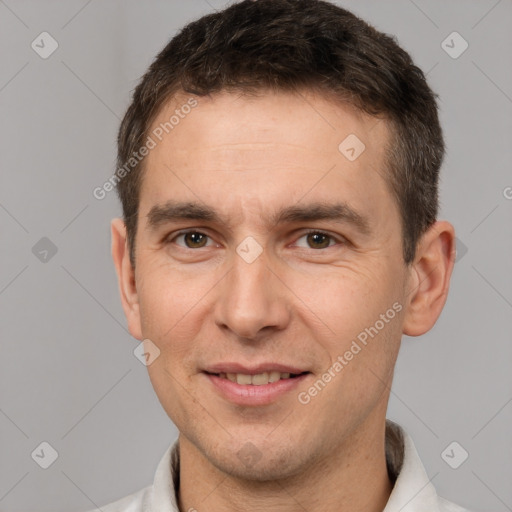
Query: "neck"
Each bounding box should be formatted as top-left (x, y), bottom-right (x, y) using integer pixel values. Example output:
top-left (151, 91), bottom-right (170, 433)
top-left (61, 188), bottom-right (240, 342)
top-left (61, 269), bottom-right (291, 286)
top-left (178, 418), bottom-right (393, 512)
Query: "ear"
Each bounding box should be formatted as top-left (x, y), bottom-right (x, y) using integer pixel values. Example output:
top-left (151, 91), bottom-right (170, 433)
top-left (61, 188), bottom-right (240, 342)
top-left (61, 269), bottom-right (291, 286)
top-left (111, 218), bottom-right (143, 340)
top-left (402, 220), bottom-right (456, 336)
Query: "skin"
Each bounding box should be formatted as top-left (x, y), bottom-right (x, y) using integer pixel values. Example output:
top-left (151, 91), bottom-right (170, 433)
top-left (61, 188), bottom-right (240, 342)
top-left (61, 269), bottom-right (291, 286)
top-left (111, 89), bottom-right (455, 512)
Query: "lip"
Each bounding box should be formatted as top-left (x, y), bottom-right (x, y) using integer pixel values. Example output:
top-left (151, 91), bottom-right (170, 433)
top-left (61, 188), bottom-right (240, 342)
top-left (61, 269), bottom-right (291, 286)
top-left (204, 371), bottom-right (310, 406)
top-left (204, 362), bottom-right (308, 375)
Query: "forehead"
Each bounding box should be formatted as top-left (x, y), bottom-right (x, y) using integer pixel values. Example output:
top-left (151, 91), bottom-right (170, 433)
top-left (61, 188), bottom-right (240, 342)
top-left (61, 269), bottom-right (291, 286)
top-left (139, 90), bottom-right (393, 226)
top-left (148, 89), bottom-right (388, 160)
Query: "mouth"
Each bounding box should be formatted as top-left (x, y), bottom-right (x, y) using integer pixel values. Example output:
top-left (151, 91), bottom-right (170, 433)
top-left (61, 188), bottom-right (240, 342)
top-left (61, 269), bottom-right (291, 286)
top-left (202, 366), bottom-right (312, 406)
top-left (205, 370), bottom-right (309, 386)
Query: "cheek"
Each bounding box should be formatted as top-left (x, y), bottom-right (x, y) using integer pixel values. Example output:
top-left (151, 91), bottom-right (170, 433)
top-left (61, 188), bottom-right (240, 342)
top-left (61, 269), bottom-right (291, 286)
top-left (136, 260), bottom-right (224, 377)
top-left (138, 266), bottom-right (206, 422)
top-left (137, 259), bottom-right (204, 336)
top-left (294, 261), bottom-right (403, 346)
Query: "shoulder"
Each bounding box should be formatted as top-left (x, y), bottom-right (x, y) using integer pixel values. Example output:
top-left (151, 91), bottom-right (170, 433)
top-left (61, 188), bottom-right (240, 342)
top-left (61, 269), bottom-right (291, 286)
top-left (438, 495), bottom-right (474, 512)
top-left (83, 485), bottom-right (151, 512)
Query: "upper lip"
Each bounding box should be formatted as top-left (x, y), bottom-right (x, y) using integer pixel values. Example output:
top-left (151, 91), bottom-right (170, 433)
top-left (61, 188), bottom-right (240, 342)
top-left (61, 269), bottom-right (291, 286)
top-left (204, 362), bottom-right (309, 375)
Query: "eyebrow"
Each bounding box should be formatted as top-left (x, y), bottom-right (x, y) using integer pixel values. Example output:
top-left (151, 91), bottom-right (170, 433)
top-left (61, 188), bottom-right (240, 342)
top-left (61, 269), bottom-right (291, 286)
top-left (146, 200), bottom-right (371, 235)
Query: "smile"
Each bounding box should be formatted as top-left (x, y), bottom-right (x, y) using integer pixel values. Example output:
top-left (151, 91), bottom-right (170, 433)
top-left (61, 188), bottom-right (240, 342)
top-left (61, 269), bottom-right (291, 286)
top-left (212, 371), bottom-right (305, 385)
top-left (203, 370), bottom-right (311, 406)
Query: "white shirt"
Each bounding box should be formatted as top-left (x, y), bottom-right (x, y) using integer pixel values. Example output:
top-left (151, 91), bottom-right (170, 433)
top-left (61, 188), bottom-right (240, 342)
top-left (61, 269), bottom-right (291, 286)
top-left (87, 421), bottom-right (471, 512)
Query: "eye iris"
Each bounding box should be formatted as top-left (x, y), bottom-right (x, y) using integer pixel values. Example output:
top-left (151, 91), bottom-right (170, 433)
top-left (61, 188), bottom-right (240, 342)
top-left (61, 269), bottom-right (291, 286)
top-left (307, 232), bottom-right (330, 249)
top-left (185, 232), bottom-right (207, 248)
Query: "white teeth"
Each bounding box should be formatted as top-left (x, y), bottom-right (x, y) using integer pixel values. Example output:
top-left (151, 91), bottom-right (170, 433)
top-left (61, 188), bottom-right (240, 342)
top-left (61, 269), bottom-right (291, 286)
top-left (268, 371), bottom-right (281, 383)
top-left (236, 373), bottom-right (252, 385)
top-left (219, 371), bottom-right (297, 385)
top-left (251, 372), bottom-right (269, 385)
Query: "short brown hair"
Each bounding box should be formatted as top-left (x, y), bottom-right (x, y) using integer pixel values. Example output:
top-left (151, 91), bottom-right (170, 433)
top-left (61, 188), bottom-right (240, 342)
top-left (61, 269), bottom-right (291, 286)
top-left (116, 0), bottom-right (444, 266)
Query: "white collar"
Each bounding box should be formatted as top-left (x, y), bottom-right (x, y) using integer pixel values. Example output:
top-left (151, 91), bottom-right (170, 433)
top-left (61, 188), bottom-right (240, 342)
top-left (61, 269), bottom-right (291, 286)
top-left (382, 421), bottom-right (441, 511)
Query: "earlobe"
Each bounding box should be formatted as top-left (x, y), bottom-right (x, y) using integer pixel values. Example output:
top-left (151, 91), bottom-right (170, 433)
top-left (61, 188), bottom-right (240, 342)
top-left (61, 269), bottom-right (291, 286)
top-left (111, 218), bottom-right (143, 340)
top-left (402, 221), bottom-right (456, 337)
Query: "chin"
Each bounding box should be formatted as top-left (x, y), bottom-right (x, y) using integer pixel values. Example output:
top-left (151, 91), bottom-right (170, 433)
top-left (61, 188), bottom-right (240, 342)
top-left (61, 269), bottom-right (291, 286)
top-left (207, 439), bottom-right (309, 482)
top-left (217, 456), bottom-right (300, 482)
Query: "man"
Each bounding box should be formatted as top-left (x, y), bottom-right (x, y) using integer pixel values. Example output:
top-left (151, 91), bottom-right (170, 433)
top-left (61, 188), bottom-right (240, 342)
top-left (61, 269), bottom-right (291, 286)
top-left (100, 0), bottom-right (470, 510)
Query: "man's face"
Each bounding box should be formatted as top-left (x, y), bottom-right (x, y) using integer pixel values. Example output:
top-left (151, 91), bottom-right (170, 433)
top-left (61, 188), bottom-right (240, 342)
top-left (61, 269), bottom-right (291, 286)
top-left (125, 90), bottom-right (413, 479)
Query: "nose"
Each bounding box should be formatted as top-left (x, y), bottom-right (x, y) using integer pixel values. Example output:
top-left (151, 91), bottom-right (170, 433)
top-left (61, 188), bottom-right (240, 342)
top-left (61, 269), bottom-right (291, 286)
top-left (214, 243), bottom-right (291, 341)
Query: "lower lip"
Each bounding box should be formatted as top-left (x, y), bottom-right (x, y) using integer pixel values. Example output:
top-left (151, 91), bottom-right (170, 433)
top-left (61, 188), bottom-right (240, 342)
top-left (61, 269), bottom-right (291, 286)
top-left (204, 373), bottom-right (310, 406)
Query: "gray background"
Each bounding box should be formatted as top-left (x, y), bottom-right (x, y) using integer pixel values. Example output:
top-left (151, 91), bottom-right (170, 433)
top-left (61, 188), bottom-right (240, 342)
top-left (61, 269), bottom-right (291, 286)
top-left (0, 0), bottom-right (511, 511)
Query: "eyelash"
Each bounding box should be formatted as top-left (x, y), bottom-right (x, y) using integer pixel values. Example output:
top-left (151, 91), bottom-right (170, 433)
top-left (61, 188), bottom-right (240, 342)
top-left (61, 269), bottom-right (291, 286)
top-left (167, 229), bottom-right (344, 250)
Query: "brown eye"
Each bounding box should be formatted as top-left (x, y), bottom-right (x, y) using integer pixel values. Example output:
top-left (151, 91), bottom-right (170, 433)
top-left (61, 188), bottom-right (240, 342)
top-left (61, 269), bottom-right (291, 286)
top-left (184, 232), bottom-right (207, 248)
top-left (173, 231), bottom-right (211, 248)
top-left (293, 230), bottom-right (339, 250)
top-left (306, 232), bottom-right (332, 249)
